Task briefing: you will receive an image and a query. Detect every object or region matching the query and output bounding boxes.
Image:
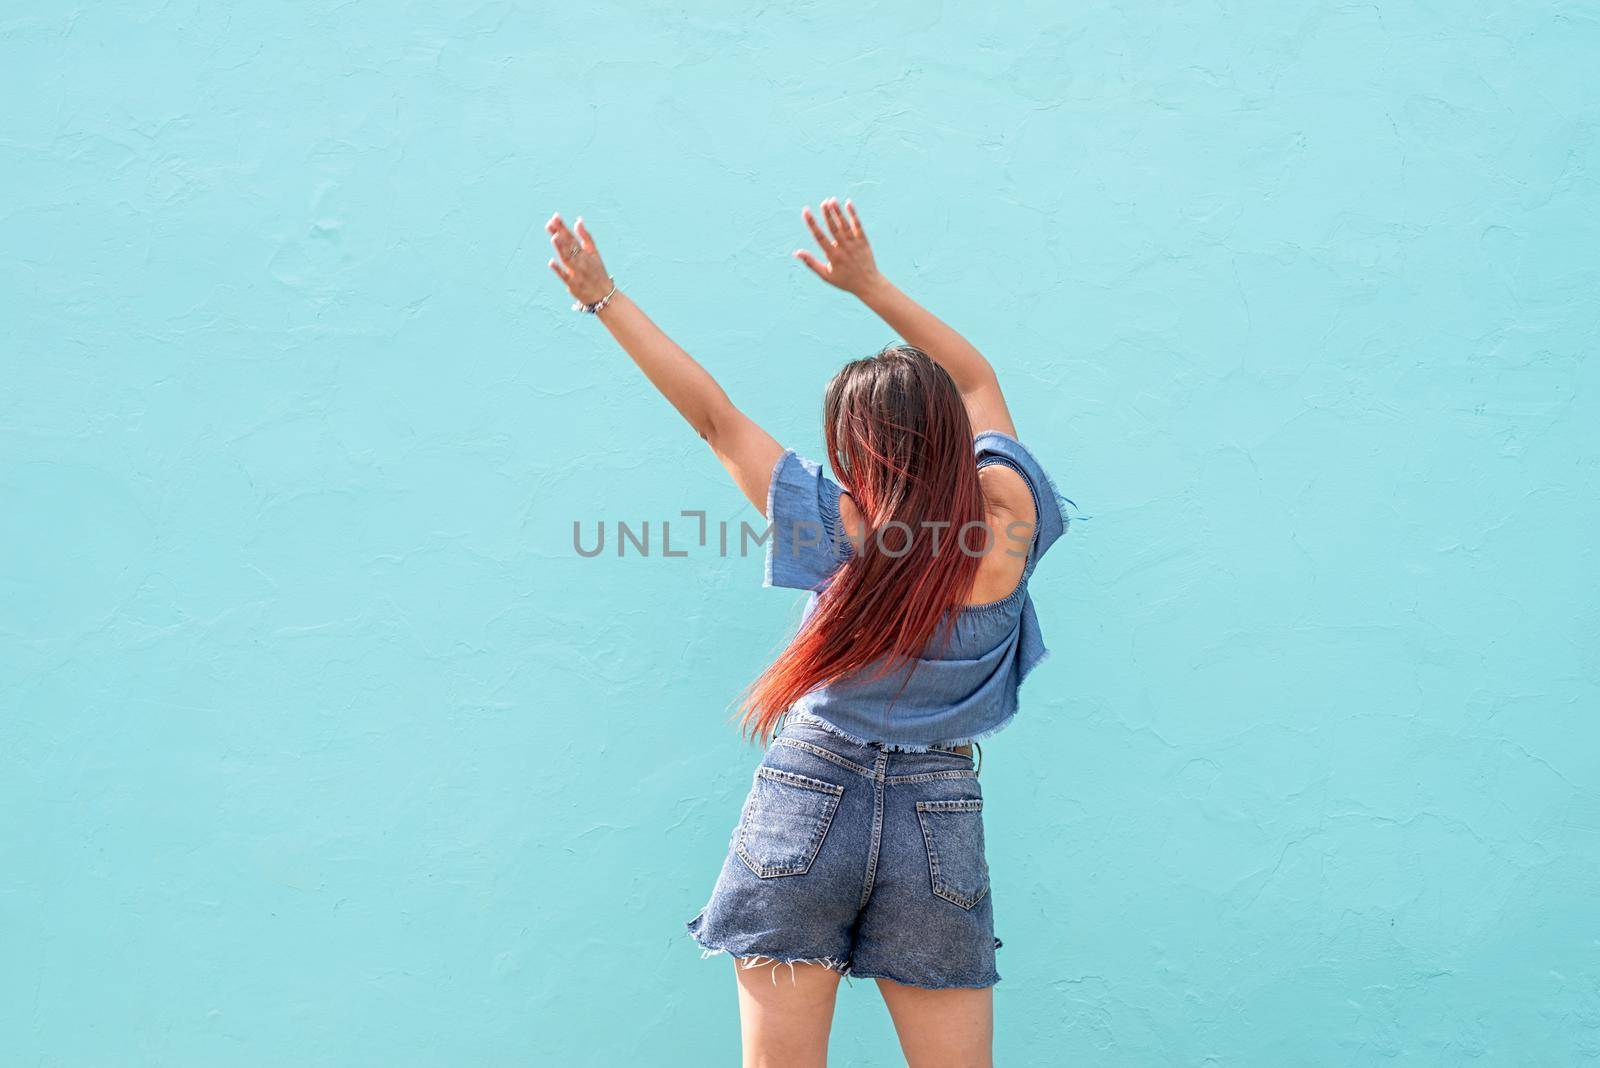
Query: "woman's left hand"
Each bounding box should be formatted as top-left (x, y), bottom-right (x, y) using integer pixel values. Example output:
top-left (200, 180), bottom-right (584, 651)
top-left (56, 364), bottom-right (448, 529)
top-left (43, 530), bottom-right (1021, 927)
top-left (795, 197), bottom-right (883, 297)
top-left (546, 213), bottom-right (613, 306)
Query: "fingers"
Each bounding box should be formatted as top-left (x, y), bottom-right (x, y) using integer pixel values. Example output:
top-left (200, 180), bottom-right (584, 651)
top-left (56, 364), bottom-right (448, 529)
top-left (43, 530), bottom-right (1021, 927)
top-left (802, 206), bottom-right (833, 253)
top-left (822, 197), bottom-right (851, 243)
top-left (544, 213), bottom-right (578, 284)
top-left (545, 212), bottom-right (582, 266)
top-left (549, 232), bottom-right (580, 274)
top-left (845, 199), bottom-right (865, 239)
top-left (793, 249), bottom-right (830, 282)
top-left (545, 212), bottom-right (578, 247)
top-left (574, 216), bottom-right (598, 253)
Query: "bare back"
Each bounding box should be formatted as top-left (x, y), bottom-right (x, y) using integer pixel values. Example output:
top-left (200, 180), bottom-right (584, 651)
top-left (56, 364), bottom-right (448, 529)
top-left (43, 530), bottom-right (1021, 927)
top-left (833, 461), bottom-right (1037, 608)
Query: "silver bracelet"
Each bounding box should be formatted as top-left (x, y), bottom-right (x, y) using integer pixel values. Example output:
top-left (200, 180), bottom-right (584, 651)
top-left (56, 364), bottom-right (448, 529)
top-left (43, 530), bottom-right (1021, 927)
top-left (573, 277), bottom-right (618, 314)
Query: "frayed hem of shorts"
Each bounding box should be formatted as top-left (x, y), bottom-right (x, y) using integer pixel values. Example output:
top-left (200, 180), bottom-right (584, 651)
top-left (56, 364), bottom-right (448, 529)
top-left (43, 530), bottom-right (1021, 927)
top-left (694, 943), bottom-right (852, 984)
top-left (686, 917), bottom-right (850, 984)
top-left (786, 708), bottom-right (1019, 754)
top-left (843, 966), bottom-right (1002, 990)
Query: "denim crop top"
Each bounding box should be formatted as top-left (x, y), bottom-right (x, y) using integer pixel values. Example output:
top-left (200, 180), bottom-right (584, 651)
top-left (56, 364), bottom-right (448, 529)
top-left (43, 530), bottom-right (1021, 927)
top-left (763, 430), bottom-right (1069, 752)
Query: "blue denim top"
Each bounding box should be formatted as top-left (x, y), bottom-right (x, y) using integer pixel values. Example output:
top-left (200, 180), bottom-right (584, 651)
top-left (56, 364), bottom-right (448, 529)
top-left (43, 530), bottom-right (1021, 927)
top-left (763, 430), bottom-right (1068, 752)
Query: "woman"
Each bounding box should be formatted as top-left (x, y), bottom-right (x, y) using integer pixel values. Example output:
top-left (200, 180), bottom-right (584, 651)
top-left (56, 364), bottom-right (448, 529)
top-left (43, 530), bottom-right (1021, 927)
top-left (545, 199), bottom-right (1067, 1067)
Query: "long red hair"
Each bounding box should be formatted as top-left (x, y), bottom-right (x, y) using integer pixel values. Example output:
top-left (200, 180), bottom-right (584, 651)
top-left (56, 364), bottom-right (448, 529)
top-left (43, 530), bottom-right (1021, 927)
top-left (739, 345), bottom-right (986, 744)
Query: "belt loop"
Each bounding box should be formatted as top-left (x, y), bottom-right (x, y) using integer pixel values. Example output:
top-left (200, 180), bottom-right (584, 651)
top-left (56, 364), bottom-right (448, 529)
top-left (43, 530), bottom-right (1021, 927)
top-left (974, 741), bottom-right (983, 778)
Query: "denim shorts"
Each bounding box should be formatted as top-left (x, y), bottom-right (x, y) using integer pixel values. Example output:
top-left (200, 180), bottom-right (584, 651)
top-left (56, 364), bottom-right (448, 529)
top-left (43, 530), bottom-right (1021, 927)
top-left (686, 710), bottom-right (1001, 989)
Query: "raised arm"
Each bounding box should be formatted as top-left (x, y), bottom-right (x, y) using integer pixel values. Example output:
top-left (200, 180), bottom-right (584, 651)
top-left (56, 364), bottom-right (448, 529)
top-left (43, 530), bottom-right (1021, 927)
top-left (794, 198), bottom-right (1017, 438)
top-left (545, 213), bottom-right (783, 514)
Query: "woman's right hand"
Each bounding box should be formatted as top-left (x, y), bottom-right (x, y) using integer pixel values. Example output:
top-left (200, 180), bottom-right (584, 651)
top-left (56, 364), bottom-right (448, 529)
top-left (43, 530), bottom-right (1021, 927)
top-left (546, 212), bottom-right (613, 306)
top-left (795, 197), bottom-right (884, 297)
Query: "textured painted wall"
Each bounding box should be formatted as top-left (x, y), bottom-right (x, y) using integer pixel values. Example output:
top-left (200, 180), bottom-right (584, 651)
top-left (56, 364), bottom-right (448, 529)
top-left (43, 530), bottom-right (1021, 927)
top-left (3, 2), bottom-right (1597, 1064)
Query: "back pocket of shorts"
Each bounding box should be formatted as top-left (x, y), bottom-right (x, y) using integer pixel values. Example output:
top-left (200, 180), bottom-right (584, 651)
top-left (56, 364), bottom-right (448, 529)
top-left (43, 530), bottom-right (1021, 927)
top-left (915, 798), bottom-right (990, 909)
top-left (736, 766), bottom-right (845, 878)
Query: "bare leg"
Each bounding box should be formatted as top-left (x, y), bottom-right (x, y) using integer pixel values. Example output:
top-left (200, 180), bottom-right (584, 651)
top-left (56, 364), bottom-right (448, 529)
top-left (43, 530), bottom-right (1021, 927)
top-left (875, 977), bottom-right (994, 1068)
top-left (732, 957), bottom-right (844, 1068)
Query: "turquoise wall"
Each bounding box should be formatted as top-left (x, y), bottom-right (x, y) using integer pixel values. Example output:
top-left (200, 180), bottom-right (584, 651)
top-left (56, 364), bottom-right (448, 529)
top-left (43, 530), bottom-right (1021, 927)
top-left (4, 2), bottom-right (1597, 1064)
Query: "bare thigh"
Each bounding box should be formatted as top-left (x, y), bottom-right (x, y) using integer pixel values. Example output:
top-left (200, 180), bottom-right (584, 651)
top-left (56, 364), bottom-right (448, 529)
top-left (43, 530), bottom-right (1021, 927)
top-left (876, 977), bottom-right (994, 1068)
top-left (732, 957), bottom-right (844, 1068)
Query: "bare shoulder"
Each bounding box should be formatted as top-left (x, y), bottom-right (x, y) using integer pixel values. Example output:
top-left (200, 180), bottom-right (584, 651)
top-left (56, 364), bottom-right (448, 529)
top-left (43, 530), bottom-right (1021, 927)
top-left (978, 462), bottom-right (1036, 527)
top-left (965, 462), bottom-right (1036, 605)
top-left (838, 491), bottom-right (867, 546)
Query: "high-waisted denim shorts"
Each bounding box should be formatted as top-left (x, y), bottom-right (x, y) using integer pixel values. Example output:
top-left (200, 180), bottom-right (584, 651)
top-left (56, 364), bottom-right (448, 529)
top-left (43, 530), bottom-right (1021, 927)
top-left (686, 710), bottom-right (1001, 989)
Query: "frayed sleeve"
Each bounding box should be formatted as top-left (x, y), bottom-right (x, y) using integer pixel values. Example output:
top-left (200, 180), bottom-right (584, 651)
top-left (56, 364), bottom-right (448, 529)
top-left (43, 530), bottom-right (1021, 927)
top-left (764, 449), bottom-right (855, 591)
